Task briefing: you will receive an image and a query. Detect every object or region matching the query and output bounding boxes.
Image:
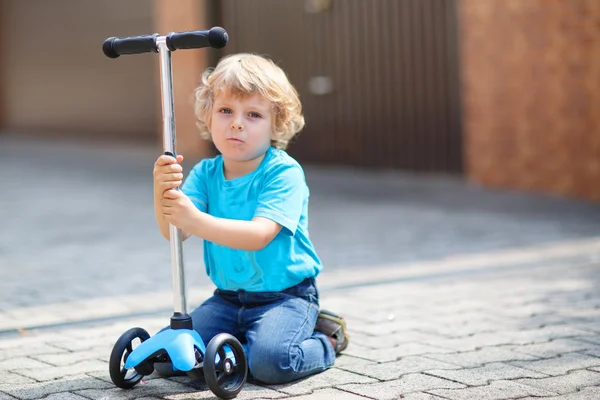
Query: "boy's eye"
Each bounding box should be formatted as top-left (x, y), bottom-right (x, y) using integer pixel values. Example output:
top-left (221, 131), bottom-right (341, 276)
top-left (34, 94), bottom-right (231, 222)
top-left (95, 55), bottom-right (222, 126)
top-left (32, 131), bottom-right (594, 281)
top-left (248, 112), bottom-right (262, 118)
top-left (219, 108), bottom-right (232, 114)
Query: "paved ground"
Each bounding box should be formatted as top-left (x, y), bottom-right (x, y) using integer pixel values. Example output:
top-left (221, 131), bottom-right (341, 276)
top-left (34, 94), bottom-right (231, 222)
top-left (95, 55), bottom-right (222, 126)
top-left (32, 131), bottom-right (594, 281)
top-left (1, 241), bottom-right (600, 399)
top-left (2, 133), bottom-right (600, 399)
top-left (2, 134), bottom-right (600, 310)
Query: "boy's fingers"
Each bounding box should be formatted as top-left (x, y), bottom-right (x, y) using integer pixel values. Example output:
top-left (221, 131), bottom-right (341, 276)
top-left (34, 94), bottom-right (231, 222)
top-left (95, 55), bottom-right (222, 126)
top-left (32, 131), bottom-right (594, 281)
top-left (177, 155), bottom-right (184, 163)
top-left (157, 155), bottom-right (177, 165)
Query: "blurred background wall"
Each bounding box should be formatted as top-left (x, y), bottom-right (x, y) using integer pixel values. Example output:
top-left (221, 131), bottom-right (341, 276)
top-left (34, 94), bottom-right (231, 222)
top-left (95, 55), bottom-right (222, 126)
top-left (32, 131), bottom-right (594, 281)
top-left (0, 0), bottom-right (598, 202)
top-left (459, 0), bottom-right (600, 202)
top-left (1, 0), bottom-right (157, 140)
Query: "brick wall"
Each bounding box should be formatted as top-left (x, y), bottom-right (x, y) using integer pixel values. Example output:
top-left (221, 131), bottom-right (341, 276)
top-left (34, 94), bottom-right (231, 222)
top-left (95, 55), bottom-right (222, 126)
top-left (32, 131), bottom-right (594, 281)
top-left (458, 0), bottom-right (600, 202)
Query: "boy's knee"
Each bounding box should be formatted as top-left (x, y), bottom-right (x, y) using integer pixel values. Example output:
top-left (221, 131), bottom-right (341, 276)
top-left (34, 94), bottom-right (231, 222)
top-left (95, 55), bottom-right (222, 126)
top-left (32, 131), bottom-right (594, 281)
top-left (247, 344), bottom-right (294, 384)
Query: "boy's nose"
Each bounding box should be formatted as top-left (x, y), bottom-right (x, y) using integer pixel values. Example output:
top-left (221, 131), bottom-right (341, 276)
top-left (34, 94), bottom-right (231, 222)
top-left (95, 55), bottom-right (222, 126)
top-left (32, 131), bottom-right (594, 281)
top-left (231, 122), bottom-right (243, 131)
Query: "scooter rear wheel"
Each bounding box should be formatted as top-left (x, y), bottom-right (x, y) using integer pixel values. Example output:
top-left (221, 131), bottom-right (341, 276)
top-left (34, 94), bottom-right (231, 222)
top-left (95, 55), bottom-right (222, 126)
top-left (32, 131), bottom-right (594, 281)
top-left (204, 333), bottom-right (247, 399)
top-left (109, 327), bottom-right (152, 389)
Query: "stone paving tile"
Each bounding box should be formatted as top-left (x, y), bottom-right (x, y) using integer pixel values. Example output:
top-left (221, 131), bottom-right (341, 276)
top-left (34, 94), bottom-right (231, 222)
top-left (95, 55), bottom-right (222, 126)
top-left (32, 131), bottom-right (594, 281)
top-left (15, 360), bottom-right (108, 382)
top-left (344, 343), bottom-right (455, 363)
top-left (415, 320), bottom-right (504, 338)
top-left (31, 348), bottom-right (109, 366)
top-left (572, 321), bottom-right (600, 333)
top-left (397, 394), bottom-right (448, 400)
top-left (162, 382), bottom-right (287, 399)
top-left (0, 392), bottom-right (20, 400)
top-left (517, 386), bottom-right (600, 400)
top-left (425, 362), bottom-right (548, 386)
top-left (339, 373), bottom-right (464, 400)
top-left (0, 370), bottom-right (36, 384)
top-left (270, 368), bottom-right (376, 396)
top-left (0, 344), bottom-right (69, 362)
top-left (500, 326), bottom-right (596, 345)
top-left (507, 353), bottom-right (600, 376)
top-left (421, 347), bottom-right (539, 368)
top-left (46, 335), bottom-right (123, 352)
top-left (581, 345), bottom-right (600, 358)
top-left (76, 378), bottom-right (196, 400)
top-left (574, 335), bottom-right (600, 345)
top-left (337, 355), bottom-right (460, 381)
top-left (0, 374), bottom-right (112, 400)
top-left (43, 394), bottom-right (90, 400)
top-left (515, 370), bottom-right (600, 395)
top-left (420, 332), bottom-right (517, 352)
top-left (253, 388), bottom-right (366, 400)
top-left (428, 380), bottom-right (559, 400)
top-left (509, 338), bottom-right (596, 358)
top-left (350, 331), bottom-right (449, 349)
top-left (0, 358), bottom-right (51, 371)
top-left (331, 355), bottom-right (372, 370)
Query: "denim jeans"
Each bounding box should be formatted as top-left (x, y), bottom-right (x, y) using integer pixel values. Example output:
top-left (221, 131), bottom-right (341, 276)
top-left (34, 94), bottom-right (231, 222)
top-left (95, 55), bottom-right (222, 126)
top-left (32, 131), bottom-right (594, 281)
top-left (188, 278), bottom-right (336, 384)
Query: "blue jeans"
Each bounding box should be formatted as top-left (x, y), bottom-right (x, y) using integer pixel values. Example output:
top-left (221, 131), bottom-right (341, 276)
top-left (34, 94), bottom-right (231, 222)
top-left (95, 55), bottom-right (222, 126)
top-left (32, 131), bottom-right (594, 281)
top-left (188, 278), bottom-right (336, 384)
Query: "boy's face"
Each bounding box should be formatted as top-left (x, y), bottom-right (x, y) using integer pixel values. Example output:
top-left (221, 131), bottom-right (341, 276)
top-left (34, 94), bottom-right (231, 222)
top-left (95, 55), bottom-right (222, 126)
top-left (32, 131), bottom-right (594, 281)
top-left (210, 91), bottom-right (273, 163)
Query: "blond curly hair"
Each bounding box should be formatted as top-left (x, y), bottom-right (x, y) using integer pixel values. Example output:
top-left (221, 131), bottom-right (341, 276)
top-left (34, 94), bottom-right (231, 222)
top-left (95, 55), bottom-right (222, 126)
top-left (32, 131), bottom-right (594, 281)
top-left (193, 53), bottom-right (305, 150)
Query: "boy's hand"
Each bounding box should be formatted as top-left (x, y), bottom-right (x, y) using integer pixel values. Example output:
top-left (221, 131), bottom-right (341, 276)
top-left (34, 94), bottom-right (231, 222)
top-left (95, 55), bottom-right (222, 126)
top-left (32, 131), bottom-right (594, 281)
top-left (161, 189), bottom-right (198, 231)
top-left (153, 154), bottom-right (184, 195)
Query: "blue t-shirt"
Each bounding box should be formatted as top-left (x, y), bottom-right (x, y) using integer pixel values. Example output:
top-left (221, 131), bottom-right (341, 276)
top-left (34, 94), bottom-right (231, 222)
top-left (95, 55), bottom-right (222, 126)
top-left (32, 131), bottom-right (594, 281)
top-left (181, 146), bottom-right (322, 292)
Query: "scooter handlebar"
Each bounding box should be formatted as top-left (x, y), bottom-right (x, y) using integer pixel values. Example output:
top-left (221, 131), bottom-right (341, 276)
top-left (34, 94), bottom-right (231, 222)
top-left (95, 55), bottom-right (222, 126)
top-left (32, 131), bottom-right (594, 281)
top-left (103, 27), bottom-right (228, 58)
top-left (166, 27), bottom-right (228, 51)
top-left (103, 34), bottom-right (159, 58)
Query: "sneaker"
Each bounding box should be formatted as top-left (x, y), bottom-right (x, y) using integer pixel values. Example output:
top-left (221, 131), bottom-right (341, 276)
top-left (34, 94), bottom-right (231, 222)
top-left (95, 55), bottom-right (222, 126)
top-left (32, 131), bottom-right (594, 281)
top-left (314, 309), bottom-right (349, 354)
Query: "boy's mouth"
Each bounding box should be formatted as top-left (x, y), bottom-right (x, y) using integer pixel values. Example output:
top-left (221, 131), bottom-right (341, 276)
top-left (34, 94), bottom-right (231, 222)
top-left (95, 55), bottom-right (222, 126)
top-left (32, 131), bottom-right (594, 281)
top-left (227, 138), bottom-right (243, 143)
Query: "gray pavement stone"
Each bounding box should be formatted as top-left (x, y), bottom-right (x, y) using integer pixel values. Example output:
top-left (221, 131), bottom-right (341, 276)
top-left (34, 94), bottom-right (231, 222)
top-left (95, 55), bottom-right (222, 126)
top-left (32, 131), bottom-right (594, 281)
top-left (0, 393), bottom-right (18, 400)
top-left (581, 345), bottom-right (600, 358)
top-left (500, 326), bottom-right (596, 345)
top-left (575, 335), bottom-right (600, 345)
top-left (0, 371), bottom-right (36, 385)
top-left (270, 368), bottom-right (376, 396)
top-left (518, 386), bottom-right (600, 400)
top-left (163, 382), bottom-right (286, 399)
top-left (0, 345), bottom-right (68, 362)
top-left (276, 388), bottom-right (370, 399)
top-left (340, 373), bottom-right (464, 400)
top-left (0, 374), bottom-right (112, 400)
top-left (509, 338), bottom-right (598, 358)
top-left (428, 380), bottom-right (559, 399)
top-left (0, 358), bottom-right (50, 371)
top-left (425, 362), bottom-right (548, 386)
top-left (515, 370), bottom-right (600, 395)
top-left (337, 355), bottom-right (460, 381)
top-left (15, 360), bottom-right (108, 382)
top-left (420, 333), bottom-right (517, 352)
top-left (344, 343), bottom-right (454, 363)
top-left (76, 378), bottom-right (195, 400)
top-left (421, 347), bottom-right (539, 368)
top-left (43, 394), bottom-right (89, 400)
top-left (397, 394), bottom-right (448, 400)
top-left (507, 353), bottom-right (600, 376)
top-left (31, 348), bottom-right (109, 366)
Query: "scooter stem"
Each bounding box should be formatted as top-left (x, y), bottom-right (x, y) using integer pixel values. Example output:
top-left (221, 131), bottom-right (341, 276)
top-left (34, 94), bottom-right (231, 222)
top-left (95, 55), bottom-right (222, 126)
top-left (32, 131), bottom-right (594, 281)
top-left (156, 35), bottom-right (187, 315)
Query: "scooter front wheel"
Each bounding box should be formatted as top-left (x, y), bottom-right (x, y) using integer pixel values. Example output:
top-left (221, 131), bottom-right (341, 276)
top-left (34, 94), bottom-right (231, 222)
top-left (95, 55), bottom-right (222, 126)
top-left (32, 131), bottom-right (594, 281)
top-left (204, 333), bottom-right (247, 399)
top-left (109, 327), bottom-right (152, 389)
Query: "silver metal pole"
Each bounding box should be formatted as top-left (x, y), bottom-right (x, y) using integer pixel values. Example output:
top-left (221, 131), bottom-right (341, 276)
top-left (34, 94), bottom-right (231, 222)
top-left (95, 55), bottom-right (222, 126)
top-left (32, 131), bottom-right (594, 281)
top-left (156, 36), bottom-right (187, 315)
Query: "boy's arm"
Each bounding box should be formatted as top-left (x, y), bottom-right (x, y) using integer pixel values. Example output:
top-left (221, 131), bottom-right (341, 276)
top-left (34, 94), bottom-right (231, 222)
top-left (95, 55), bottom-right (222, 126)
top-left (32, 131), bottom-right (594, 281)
top-left (186, 211), bottom-right (282, 251)
top-left (161, 189), bottom-right (280, 250)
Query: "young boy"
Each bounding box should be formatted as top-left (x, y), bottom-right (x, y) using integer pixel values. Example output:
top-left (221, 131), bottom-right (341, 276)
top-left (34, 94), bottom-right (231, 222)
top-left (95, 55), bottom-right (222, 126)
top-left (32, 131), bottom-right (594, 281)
top-left (152, 53), bottom-right (349, 384)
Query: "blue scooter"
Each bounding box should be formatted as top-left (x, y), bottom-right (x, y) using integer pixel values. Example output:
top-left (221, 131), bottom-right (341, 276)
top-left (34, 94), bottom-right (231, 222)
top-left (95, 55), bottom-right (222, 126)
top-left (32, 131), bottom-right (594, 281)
top-left (102, 27), bottom-right (248, 399)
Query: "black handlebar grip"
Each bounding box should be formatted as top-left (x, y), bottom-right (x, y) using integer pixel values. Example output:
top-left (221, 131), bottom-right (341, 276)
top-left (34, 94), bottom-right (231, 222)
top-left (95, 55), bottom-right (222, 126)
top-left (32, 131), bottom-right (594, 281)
top-left (166, 27), bottom-right (228, 51)
top-left (103, 33), bottom-right (159, 58)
